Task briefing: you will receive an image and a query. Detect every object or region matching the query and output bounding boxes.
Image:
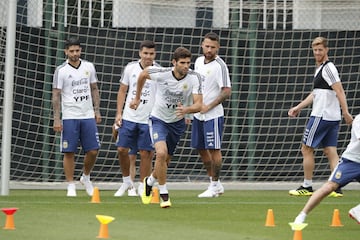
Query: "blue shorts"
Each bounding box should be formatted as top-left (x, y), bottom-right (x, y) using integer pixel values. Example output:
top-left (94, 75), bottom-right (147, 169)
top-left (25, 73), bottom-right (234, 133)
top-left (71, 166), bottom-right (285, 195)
top-left (303, 116), bottom-right (339, 148)
top-left (329, 157), bottom-right (360, 187)
top-left (61, 118), bottom-right (100, 153)
top-left (191, 117), bottom-right (224, 149)
top-left (115, 119), bottom-right (153, 151)
top-left (149, 116), bottom-right (186, 155)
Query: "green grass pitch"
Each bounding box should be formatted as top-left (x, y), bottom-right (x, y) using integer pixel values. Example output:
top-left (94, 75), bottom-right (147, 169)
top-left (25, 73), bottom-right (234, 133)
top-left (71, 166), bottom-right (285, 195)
top-left (0, 190), bottom-right (358, 239)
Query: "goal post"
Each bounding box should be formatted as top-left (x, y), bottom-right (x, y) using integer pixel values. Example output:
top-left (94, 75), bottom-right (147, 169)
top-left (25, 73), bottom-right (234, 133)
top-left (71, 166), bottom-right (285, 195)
top-left (1, 0), bottom-right (360, 192)
top-left (1, 0), bottom-right (17, 195)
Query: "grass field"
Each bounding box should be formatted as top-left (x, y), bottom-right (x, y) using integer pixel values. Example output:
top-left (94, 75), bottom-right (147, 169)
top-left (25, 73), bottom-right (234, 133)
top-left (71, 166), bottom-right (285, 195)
top-left (0, 189), bottom-right (358, 240)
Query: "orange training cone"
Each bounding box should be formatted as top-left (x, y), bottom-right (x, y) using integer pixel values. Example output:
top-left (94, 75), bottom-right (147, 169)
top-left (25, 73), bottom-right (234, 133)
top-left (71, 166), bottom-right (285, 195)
top-left (2, 208), bottom-right (19, 230)
top-left (91, 187), bottom-right (101, 203)
top-left (292, 230), bottom-right (303, 240)
top-left (151, 187), bottom-right (160, 204)
top-left (96, 215), bottom-right (115, 239)
top-left (330, 209), bottom-right (343, 227)
top-left (265, 209), bottom-right (275, 227)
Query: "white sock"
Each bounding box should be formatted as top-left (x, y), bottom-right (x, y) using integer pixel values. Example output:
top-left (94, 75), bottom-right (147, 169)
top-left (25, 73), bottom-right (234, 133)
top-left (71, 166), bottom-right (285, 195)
top-left (122, 176), bottom-right (133, 186)
top-left (147, 174), bottom-right (156, 186)
top-left (158, 184), bottom-right (168, 194)
top-left (303, 179), bottom-right (312, 188)
top-left (82, 174), bottom-right (90, 180)
top-left (294, 211), bottom-right (307, 224)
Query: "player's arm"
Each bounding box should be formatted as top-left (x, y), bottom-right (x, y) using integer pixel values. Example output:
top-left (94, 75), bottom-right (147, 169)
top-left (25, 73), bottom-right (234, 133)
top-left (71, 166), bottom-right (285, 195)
top-left (288, 92), bottom-right (313, 117)
top-left (115, 83), bottom-right (128, 126)
top-left (52, 88), bottom-right (62, 132)
top-left (175, 94), bottom-right (203, 118)
top-left (130, 68), bottom-right (150, 109)
top-left (332, 82), bottom-right (353, 125)
top-left (90, 82), bottom-right (102, 123)
top-left (202, 87), bottom-right (231, 113)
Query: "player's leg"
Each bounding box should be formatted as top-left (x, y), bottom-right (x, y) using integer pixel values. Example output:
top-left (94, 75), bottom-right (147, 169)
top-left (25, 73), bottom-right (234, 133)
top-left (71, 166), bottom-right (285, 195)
top-left (127, 153), bottom-right (138, 196)
top-left (64, 152), bottom-right (76, 197)
top-left (290, 117), bottom-right (323, 196)
top-left (293, 158), bottom-right (358, 225)
top-left (114, 120), bottom-right (137, 197)
top-left (61, 119), bottom-right (80, 197)
top-left (293, 181), bottom-right (338, 225)
top-left (322, 121), bottom-right (342, 197)
top-left (137, 123), bottom-right (154, 196)
top-left (80, 118), bottom-right (100, 196)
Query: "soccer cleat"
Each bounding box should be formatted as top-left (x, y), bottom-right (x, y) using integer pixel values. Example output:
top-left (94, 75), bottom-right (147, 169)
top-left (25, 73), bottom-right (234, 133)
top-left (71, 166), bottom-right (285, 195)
top-left (289, 186), bottom-right (313, 196)
top-left (141, 177), bottom-right (152, 204)
top-left (198, 188), bottom-right (219, 198)
top-left (114, 182), bottom-right (131, 197)
top-left (160, 198), bottom-right (172, 208)
top-left (80, 175), bottom-right (94, 196)
top-left (67, 183), bottom-right (77, 197)
top-left (216, 182), bottom-right (225, 195)
top-left (328, 188), bottom-right (343, 197)
top-left (349, 205), bottom-right (360, 224)
top-left (127, 187), bottom-right (138, 197)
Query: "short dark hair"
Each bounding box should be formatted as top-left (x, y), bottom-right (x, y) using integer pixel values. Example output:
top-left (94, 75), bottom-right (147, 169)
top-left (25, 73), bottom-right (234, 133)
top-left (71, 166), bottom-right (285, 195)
top-left (173, 47), bottom-right (191, 61)
top-left (204, 32), bottom-right (220, 42)
top-left (65, 37), bottom-right (81, 49)
top-left (140, 40), bottom-right (156, 50)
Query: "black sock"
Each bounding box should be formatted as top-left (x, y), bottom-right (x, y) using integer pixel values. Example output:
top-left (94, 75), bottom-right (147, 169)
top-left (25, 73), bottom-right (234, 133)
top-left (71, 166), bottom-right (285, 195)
top-left (160, 193), bottom-right (169, 201)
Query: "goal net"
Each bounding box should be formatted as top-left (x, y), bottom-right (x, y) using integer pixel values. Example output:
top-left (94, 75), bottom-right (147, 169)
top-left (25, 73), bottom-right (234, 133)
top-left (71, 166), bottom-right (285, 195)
top-left (1, 0), bottom-right (360, 188)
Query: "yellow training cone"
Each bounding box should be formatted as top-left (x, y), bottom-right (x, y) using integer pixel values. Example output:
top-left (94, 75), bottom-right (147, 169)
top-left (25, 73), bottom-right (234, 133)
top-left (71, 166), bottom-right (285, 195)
top-left (96, 215), bottom-right (115, 238)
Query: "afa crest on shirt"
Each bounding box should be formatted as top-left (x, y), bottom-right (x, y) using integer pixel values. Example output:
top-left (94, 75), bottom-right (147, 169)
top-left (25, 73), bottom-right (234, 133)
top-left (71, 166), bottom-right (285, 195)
top-left (84, 71), bottom-right (90, 76)
top-left (335, 170), bottom-right (342, 179)
top-left (182, 83), bottom-right (188, 91)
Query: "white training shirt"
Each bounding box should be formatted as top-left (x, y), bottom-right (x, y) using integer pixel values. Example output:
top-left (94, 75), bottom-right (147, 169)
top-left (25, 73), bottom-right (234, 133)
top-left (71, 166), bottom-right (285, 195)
top-left (53, 59), bottom-right (98, 119)
top-left (341, 114), bottom-right (360, 163)
top-left (121, 60), bottom-right (159, 124)
top-left (311, 62), bottom-right (341, 121)
top-left (147, 66), bottom-right (203, 123)
top-left (193, 55), bottom-right (231, 121)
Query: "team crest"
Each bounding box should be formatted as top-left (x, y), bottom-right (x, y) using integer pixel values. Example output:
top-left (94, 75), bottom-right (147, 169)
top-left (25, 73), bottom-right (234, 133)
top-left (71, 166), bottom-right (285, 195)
top-left (183, 83), bottom-right (188, 91)
top-left (85, 71), bottom-right (90, 76)
top-left (62, 140), bottom-right (68, 149)
top-left (335, 170), bottom-right (342, 179)
top-left (153, 132), bottom-right (158, 140)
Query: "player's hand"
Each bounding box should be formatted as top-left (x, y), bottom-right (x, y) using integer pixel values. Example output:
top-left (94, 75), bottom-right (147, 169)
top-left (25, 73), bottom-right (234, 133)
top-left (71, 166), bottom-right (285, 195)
top-left (130, 99), bottom-right (140, 110)
top-left (288, 107), bottom-right (300, 118)
top-left (112, 121), bottom-right (120, 141)
top-left (53, 118), bottom-right (62, 133)
top-left (95, 113), bottom-right (102, 123)
top-left (343, 112), bottom-right (353, 125)
top-left (175, 102), bottom-right (186, 118)
top-left (200, 104), bottom-right (209, 114)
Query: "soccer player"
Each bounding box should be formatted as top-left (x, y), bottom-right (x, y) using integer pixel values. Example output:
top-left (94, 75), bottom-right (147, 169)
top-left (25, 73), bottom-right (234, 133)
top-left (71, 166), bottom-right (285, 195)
top-left (113, 40), bottom-right (158, 197)
top-left (130, 47), bottom-right (203, 208)
top-left (191, 32), bottom-right (231, 198)
top-left (288, 36), bottom-right (353, 197)
top-left (292, 114), bottom-right (360, 226)
top-left (52, 37), bottom-right (101, 197)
